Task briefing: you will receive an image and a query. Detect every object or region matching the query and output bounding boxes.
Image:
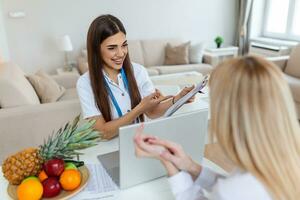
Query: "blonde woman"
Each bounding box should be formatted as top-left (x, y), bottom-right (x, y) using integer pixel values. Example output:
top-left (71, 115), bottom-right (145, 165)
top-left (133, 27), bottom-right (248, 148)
top-left (134, 56), bottom-right (300, 200)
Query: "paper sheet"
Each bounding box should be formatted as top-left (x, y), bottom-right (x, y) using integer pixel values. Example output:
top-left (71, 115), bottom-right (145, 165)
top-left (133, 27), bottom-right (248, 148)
top-left (71, 163), bottom-right (120, 200)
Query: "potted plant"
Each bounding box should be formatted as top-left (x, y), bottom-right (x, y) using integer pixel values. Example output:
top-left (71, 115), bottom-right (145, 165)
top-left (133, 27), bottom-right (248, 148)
top-left (214, 36), bottom-right (224, 48)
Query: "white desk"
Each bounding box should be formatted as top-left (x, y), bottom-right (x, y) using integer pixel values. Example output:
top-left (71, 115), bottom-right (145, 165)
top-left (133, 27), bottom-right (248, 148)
top-left (151, 71), bottom-right (203, 88)
top-left (203, 46), bottom-right (238, 66)
top-left (0, 138), bottom-right (226, 200)
top-left (0, 96), bottom-right (221, 199)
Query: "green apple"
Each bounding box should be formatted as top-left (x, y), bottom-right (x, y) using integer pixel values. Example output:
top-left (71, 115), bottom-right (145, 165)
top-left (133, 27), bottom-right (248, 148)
top-left (22, 176), bottom-right (39, 183)
top-left (64, 162), bottom-right (77, 170)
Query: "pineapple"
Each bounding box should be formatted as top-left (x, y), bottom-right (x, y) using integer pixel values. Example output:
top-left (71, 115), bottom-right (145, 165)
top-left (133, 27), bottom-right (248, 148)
top-left (2, 115), bottom-right (101, 185)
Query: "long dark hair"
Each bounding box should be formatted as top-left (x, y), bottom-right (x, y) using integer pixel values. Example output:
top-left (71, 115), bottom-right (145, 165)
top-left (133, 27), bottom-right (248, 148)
top-left (87, 14), bottom-right (144, 122)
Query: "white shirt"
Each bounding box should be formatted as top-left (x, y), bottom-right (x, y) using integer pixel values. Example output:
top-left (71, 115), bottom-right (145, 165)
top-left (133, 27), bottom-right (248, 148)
top-left (168, 167), bottom-right (272, 200)
top-left (76, 63), bottom-right (155, 119)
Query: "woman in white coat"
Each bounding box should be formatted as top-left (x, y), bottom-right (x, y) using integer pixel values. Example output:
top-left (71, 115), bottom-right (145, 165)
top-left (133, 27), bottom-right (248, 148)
top-left (77, 15), bottom-right (194, 140)
top-left (134, 56), bottom-right (300, 200)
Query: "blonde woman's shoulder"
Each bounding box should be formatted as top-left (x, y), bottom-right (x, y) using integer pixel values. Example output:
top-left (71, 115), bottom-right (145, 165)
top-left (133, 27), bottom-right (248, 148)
top-left (211, 171), bottom-right (272, 200)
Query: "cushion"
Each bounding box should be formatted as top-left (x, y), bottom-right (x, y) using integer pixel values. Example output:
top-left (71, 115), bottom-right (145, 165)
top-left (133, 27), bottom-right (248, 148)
top-left (58, 88), bottom-right (78, 101)
top-left (128, 40), bottom-right (145, 66)
top-left (284, 45), bottom-right (300, 78)
top-left (164, 42), bottom-right (190, 65)
top-left (27, 70), bottom-right (66, 103)
top-left (78, 57), bottom-right (88, 75)
top-left (151, 63), bottom-right (213, 75)
top-left (189, 43), bottom-right (206, 63)
top-left (0, 62), bottom-right (40, 108)
top-left (141, 39), bottom-right (183, 67)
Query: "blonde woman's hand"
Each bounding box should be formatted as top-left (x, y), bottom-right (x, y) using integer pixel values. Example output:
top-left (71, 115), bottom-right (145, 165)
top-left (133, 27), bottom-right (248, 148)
top-left (173, 86), bottom-right (196, 104)
top-left (133, 124), bottom-right (180, 176)
top-left (137, 91), bottom-right (173, 114)
top-left (149, 138), bottom-right (202, 179)
top-left (134, 124), bottom-right (166, 159)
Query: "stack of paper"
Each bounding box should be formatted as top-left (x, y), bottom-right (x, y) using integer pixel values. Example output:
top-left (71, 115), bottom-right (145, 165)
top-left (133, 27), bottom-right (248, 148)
top-left (71, 163), bottom-right (120, 200)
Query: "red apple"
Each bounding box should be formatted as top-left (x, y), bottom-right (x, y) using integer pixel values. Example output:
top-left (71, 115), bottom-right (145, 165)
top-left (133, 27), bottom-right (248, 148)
top-left (43, 159), bottom-right (65, 176)
top-left (42, 177), bottom-right (61, 198)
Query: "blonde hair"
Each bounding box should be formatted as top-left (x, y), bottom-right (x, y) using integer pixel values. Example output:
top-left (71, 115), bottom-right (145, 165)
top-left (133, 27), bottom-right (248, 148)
top-left (209, 56), bottom-right (300, 199)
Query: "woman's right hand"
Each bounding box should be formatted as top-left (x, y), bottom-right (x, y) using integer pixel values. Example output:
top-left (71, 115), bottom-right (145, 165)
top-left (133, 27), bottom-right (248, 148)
top-left (137, 91), bottom-right (173, 114)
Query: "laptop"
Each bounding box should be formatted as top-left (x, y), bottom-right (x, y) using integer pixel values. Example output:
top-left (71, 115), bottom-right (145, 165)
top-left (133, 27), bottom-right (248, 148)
top-left (97, 109), bottom-right (208, 189)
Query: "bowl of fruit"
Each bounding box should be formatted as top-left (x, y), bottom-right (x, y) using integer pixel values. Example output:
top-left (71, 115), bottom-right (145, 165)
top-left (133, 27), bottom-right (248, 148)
top-left (7, 159), bottom-right (89, 199)
top-left (1, 115), bottom-right (101, 200)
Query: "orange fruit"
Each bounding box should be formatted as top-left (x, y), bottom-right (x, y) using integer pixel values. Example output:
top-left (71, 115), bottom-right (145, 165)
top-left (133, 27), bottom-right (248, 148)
top-left (59, 169), bottom-right (81, 191)
top-left (38, 170), bottom-right (48, 182)
top-left (17, 179), bottom-right (43, 200)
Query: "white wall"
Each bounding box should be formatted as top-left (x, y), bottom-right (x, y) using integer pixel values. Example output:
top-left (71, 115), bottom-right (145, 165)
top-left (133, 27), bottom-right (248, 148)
top-left (0, 0), bottom-right (9, 61)
top-left (1, 0), bottom-right (238, 73)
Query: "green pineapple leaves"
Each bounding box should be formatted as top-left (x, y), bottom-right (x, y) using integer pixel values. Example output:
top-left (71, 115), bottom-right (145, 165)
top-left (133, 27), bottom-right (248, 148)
top-left (39, 115), bottom-right (101, 161)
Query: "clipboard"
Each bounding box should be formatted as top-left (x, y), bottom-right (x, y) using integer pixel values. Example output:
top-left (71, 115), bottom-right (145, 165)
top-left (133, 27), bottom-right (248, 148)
top-left (163, 75), bottom-right (209, 117)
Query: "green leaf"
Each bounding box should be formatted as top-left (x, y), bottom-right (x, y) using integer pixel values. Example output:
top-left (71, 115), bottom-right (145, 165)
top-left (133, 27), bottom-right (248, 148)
top-left (39, 116), bottom-right (101, 160)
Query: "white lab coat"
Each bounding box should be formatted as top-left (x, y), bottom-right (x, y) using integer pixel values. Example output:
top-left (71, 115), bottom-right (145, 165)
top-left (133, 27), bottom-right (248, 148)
top-left (77, 63), bottom-right (155, 119)
top-left (168, 167), bottom-right (272, 200)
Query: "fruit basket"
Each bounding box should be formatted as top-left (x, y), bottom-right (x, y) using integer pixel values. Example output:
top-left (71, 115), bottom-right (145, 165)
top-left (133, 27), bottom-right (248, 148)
top-left (2, 115), bottom-right (101, 200)
top-left (7, 165), bottom-right (89, 200)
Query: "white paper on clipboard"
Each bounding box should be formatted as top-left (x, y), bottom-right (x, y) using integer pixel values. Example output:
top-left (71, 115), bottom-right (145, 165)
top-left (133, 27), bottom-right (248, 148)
top-left (163, 75), bottom-right (209, 117)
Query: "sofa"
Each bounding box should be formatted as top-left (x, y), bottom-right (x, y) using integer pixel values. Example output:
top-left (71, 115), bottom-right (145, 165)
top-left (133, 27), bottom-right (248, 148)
top-left (268, 44), bottom-right (300, 118)
top-left (77, 39), bottom-right (213, 76)
top-left (0, 62), bottom-right (81, 162)
top-left (0, 60), bottom-right (207, 162)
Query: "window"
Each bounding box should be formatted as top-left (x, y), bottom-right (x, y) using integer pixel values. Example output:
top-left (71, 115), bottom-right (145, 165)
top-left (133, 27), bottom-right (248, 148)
top-left (292, 0), bottom-right (300, 35)
top-left (264, 0), bottom-right (300, 41)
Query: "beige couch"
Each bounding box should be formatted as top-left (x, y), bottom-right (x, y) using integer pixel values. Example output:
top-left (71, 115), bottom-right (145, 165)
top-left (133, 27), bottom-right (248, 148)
top-left (0, 62), bottom-right (81, 162)
top-left (269, 44), bottom-right (300, 118)
top-left (0, 59), bottom-right (207, 162)
top-left (78, 39), bottom-right (213, 76)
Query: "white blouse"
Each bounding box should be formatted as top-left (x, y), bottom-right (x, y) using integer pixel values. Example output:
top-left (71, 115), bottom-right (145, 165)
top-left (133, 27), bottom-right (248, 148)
top-left (168, 167), bottom-right (272, 200)
top-left (76, 63), bottom-right (155, 119)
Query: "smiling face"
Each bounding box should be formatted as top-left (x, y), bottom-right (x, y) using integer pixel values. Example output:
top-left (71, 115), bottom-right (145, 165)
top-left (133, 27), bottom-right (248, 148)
top-left (100, 31), bottom-right (128, 73)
